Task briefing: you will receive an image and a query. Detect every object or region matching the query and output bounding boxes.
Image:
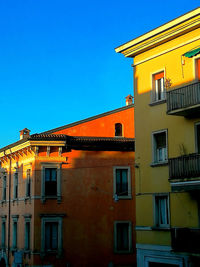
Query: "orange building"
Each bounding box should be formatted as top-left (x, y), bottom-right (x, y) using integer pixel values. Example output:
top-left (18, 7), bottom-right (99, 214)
top-left (0, 101), bottom-right (135, 267)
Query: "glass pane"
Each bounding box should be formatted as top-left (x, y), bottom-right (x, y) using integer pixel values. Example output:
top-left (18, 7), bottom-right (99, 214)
top-left (45, 223), bottom-right (51, 249)
top-left (117, 223), bottom-right (129, 251)
top-left (45, 169), bottom-right (50, 182)
top-left (121, 170), bottom-right (128, 195)
top-left (116, 169), bottom-right (121, 194)
top-left (51, 169), bottom-right (57, 182)
top-left (52, 223), bottom-right (58, 249)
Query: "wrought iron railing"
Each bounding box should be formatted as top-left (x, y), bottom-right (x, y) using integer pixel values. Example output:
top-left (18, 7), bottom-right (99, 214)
top-left (166, 81), bottom-right (200, 113)
top-left (169, 153), bottom-right (200, 180)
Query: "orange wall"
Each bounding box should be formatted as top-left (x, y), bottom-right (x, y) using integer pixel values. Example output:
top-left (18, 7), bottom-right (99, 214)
top-left (33, 149), bottom-right (135, 267)
top-left (53, 106), bottom-right (135, 138)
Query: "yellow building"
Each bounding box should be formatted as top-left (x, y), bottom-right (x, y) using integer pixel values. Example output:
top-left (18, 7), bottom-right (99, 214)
top-left (116, 7), bottom-right (200, 267)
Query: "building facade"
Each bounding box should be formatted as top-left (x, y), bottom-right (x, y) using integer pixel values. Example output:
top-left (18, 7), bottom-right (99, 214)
top-left (0, 103), bottom-right (136, 267)
top-left (116, 7), bottom-right (200, 267)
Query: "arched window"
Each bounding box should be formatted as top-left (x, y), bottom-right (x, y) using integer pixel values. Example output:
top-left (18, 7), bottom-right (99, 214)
top-left (115, 123), bottom-right (123, 137)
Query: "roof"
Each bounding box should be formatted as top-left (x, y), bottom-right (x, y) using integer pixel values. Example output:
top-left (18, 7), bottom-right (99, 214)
top-left (0, 134), bottom-right (135, 154)
top-left (42, 104), bottom-right (134, 134)
top-left (115, 7), bottom-right (200, 57)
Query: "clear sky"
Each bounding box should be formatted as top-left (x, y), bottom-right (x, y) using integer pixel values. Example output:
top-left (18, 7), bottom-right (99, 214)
top-left (0, 0), bottom-right (199, 147)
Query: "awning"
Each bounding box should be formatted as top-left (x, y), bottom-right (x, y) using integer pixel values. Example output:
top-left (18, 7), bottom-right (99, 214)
top-left (184, 47), bottom-right (200, 58)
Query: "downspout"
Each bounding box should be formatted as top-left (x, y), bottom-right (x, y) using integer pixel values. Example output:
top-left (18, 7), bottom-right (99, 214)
top-left (7, 157), bottom-right (11, 267)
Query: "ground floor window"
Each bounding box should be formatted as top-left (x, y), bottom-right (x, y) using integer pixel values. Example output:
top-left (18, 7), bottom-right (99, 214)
top-left (114, 221), bottom-right (132, 253)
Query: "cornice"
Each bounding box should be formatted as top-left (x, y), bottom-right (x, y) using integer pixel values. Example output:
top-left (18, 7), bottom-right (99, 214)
top-left (115, 7), bottom-right (200, 57)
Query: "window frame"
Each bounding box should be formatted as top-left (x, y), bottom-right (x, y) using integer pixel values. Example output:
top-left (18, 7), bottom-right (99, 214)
top-left (195, 122), bottom-right (200, 154)
top-left (114, 221), bottom-right (133, 254)
top-left (2, 175), bottom-right (7, 202)
top-left (151, 70), bottom-right (166, 104)
top-left (25, 169), bottom-right (31, 198)
top-left (1, 216), bottom-right (6, 248)
top-left (41, 163), bottom-right (62, 203)
top-left (13, 171), bottom-right (19, 200)
top-left (24, 215), bottom-right (31, 251)
top-left (115, 123), bottom-right (123, 137)
top-left (152, 129), bottom-right (168, 165)
top-left (113, 166), bottom-right (131, 200)
top-left (153, 194), bottom-right (170, 228)
top-left (12, 215), bottom-right (19, 250)
top-left (41, 216), bottom-right (63, 256)
top-left (194, 56), bottom-right (200, 81)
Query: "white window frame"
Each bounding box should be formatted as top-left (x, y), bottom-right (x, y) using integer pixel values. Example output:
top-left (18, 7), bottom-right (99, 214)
top-left (151, 70), bottom-right (166, 103)
top-left (13, 171), bottom-right (19, 200)
top-left (113, 166), bottom-right (131, 199)
top-left (153, 194), bottom-right (170, 228)
top-left (41, 163), bottom-right (62, 203)
top-left (2, 175), bottom-right (7, 201)
top-left (12, 215), bottom-right (19, 250)
top-left (114, 221), bottom-right (132, 253)
top-left (24, 215), bottom-right (31, 251)
top-left (41, 216), bottom-right (63, 256)
top-left (25, 169), bottom-right (31, 198)
top-left (152, 129), bottom-right (168, 165)
top-left (1, 216), bottom-right (6, 248)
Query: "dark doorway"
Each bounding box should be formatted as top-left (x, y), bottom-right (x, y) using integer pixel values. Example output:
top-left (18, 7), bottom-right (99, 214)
top-left (0, 258), bottom-right (6, 267)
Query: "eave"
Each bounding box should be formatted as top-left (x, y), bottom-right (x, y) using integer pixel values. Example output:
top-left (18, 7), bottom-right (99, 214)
top-left (115, 7), bottom-right (200, 58)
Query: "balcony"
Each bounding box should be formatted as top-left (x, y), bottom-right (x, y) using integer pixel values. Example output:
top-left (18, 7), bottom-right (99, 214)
top-left (169, 153), bottom-right (200, 191)
top-left (166, 81), bottom-right (200, 117)
top-left (171, 228), bottom-right (200, 253)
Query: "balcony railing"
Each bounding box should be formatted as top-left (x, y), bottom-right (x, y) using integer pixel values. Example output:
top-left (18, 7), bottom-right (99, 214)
top-left (166, 81), bottom-right (200, 116)
top-left (171, 228), bottom-right (200, 253)
top-left (169, 153), bottom-right (200, 180)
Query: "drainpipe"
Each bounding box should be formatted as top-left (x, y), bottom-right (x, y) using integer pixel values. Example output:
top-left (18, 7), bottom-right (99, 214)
top-left (7, 157), bottom-right (11, 267)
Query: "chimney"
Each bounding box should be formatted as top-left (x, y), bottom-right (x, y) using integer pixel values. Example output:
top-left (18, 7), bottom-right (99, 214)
top-left (19, 128), bottom-right (30, 140)
top-left (125, 95), bottom-right (133, 106)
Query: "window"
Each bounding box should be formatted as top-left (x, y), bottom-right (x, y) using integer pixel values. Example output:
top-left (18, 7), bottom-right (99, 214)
top-left (26, 169), bottom-right (31, 198)
top-left (2, 175), bottom-right (6, 201)
top-left (152, 71), bottom-right (165, 102)
top-left (195, 123), bottom-right (200, 154)
top-left (45, 222), bottom-right (58, 250)
top-left (12, 215), bottom-right (19, 249)
top-left (154, 195), bottom-right (170, 228)
top-left (152, 130), bottom-right (168, 164)
top-left (114, 221), bottom-right (132, 253)
top-left (113, 167), bottom-right (131, 199)
top-left (25, 221), bottom-right (30, 250)
top-left (196, 58), bottom-right (200, 80)
top-left (41, 164), bottom-right (61, 203)
top-left (1, 219), bottom-right (6, 248)
top-left (13, 172), bottom-right (18, 199)
top-left (115, 123), bottom-right (123, 137)
top-left (41, 215), bottom-right (63, 256)
top-left (45, 168), bottom-right (57, 196)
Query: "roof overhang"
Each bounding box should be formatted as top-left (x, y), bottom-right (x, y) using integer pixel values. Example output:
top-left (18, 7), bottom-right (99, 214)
top-left (115, 7), bottom-right (200, 58)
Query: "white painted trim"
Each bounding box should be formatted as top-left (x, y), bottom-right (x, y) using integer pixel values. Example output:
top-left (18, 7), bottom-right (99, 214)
top-left (113, 166), bottom-right (132, 199)
top-left (136, 244), bottom-right (189, 267)
top-left (153, 193), bottom-right (170, 228)
top-left (171, 180), bottom-right (200, 187)
top-left (152, 129), bottom-right (168, 164)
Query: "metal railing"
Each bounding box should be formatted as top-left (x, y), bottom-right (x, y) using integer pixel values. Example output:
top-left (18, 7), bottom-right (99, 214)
top-left (166, 81), bottom-right (200, 113)
top-left (169, 153), bottom-right (200, 180)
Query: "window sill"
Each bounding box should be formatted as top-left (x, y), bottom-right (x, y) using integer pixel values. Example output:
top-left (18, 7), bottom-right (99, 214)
top-left (151, 226), bottom-right (170, 231)
top-left (149, 99), bottom-right (166, 106)
top-left (114, 249), bottom-right (133, 254)
top-left (150, 161), bottom-right (168, 167)
top-left (113, 195), bottom-right (132, 200)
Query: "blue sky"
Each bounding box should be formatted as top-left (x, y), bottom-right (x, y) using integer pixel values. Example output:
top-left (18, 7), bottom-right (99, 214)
top-left (0, 1), bottom-right (199, 147)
